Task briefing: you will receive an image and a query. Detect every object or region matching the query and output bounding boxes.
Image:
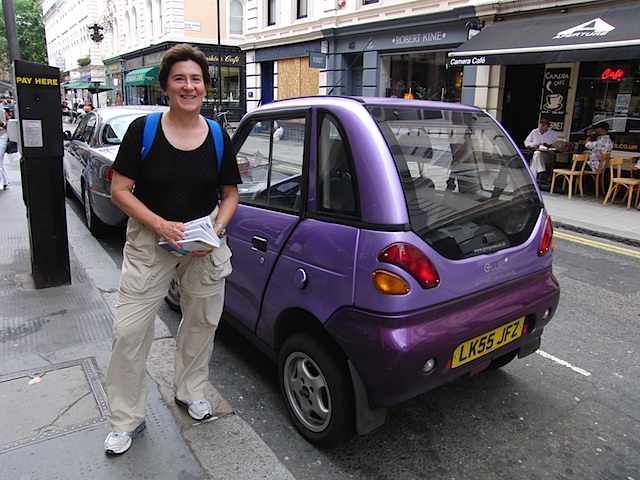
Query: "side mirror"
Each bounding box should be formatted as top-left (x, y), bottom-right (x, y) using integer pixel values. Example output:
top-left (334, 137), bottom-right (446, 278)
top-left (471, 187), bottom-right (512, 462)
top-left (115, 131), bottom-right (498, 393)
top-left (63, 131), bottom-right (72, 141)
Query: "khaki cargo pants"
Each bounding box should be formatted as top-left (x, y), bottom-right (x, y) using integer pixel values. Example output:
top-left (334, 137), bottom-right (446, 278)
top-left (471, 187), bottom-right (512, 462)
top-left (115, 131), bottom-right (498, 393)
top-left (106, 209), bottom-right (232, 432)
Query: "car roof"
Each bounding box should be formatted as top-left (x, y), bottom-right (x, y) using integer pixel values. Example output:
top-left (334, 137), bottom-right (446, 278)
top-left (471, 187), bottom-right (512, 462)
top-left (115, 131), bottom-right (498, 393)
top-left (249, 96), bottom-right (483, 114)
top-left (91, 105), bottom-right (168, 121)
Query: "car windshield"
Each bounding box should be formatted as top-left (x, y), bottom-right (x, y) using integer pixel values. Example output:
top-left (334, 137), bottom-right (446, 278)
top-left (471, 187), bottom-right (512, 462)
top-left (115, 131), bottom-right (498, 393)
top-left (369, 106), bottom-right (541, 260)
top-left (101, 113), bottom-right (147, 145)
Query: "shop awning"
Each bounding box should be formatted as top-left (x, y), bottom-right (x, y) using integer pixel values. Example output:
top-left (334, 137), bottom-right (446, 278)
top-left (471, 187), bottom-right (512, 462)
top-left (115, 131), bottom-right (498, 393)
top-left (63, 81), bottom-right (113, 94)
top-left (63, 81), bottom-right (93, 90)
top-left (124, 66), bottom-right (159, 86)
top-left (448, 5), bottom-right (640, 66)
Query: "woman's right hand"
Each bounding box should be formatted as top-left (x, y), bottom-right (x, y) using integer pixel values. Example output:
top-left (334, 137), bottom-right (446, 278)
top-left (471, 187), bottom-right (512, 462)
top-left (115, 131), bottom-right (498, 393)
top-left (156, 219), bottom-right (186, 245)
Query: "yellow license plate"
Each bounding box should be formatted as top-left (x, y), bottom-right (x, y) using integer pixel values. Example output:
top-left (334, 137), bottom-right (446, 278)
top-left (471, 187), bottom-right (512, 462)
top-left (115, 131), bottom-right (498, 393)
top-left (451, 317), bottom-right (525, 369)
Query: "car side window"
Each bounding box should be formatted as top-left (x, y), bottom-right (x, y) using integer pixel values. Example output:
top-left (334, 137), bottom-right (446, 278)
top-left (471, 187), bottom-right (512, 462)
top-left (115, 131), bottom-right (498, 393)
top-left (236, 117), bottom-right (305, 212)
top-left (317, 113), bottom-right (357, 217)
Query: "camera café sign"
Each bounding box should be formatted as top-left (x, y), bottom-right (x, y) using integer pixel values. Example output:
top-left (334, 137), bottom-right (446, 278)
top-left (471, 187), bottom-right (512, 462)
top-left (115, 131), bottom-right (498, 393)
top-left (539, 67), bottom-right (571, 132)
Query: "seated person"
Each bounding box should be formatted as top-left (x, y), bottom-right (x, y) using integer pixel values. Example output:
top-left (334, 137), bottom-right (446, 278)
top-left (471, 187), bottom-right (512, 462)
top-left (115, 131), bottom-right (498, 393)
top-left (584, 122), bottom-right (613, 171)
top-left (524, 118), bottom-right (558, 181)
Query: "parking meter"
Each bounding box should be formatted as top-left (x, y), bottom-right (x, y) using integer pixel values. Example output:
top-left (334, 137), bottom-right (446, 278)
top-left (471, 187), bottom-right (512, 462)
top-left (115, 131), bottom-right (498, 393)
top-left (12, 60), bottom-right (70, 288)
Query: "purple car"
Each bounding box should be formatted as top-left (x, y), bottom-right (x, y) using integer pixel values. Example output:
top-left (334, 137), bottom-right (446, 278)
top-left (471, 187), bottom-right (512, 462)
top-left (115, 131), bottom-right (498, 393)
top-left (167, 96), bottom-right (560, 447)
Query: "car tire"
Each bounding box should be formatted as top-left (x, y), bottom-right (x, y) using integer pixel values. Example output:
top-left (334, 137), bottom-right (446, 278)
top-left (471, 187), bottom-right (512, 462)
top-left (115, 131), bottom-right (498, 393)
top-left (486, 350), bottom-right (518, 370)
top-left (83, 186), bottom-right (104, 236)
top-left (278, 333), bottom-right (354, 448)
top-left (164, 275), bottom-right (182, 313)
top-left (64, 178), bottom-right (74, 199)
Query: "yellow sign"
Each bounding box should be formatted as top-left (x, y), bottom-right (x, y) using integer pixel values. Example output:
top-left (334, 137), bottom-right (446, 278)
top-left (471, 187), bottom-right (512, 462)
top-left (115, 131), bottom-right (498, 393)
top-left (15, 76), bottom-right (59, 87)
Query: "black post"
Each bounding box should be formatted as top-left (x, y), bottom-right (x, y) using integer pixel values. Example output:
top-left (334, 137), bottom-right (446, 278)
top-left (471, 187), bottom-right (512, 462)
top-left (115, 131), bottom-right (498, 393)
top-left (2, 0), bottom-right (20, 62)
top-left (13, 60), bottom-right (71, 288)
top-left (216, 0), bottom-right (222, 113)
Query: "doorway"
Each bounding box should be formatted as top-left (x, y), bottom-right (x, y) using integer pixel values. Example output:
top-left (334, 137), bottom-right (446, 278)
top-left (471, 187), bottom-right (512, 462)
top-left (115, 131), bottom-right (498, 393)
top-left (260, 62), bottom-right (274, 105)
top-left (501, 64), bottom-right (545, 148)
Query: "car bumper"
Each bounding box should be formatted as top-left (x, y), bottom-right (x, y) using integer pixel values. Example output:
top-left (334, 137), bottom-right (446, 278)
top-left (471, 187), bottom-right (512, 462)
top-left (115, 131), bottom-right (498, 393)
top-left (91, 189), bottom-right (128, 226)
top-left (325, 268), bottom-right (560, 409)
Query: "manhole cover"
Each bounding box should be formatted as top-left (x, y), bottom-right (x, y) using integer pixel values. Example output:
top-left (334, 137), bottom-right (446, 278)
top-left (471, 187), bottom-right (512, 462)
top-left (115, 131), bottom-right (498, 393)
top-left (0, 357), bottom-right (108, 453)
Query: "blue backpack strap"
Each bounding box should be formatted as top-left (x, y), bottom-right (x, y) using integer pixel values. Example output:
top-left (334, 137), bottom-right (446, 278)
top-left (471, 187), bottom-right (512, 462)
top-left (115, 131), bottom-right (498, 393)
top-left (141, 111), bottom-right (162, 161)
top-left (205, 118), bottom-right (224, 171)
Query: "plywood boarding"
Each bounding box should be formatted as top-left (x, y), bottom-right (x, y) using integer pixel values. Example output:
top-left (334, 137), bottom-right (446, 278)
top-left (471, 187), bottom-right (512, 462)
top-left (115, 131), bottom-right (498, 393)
top-left (278, 58), bottom-right (319, 100)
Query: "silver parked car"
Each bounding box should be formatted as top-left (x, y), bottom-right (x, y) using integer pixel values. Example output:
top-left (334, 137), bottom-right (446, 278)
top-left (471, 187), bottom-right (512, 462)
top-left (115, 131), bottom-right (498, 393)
top-left (63, 105), bottom-right (168, 235)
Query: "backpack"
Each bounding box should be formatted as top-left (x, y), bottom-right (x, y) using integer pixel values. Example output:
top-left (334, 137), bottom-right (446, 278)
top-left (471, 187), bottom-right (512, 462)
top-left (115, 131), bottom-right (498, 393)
top-left (141, 111), bottom-right (223, 170)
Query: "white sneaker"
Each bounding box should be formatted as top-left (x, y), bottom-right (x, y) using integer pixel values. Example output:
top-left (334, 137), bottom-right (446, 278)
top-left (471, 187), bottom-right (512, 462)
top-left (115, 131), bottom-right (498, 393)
top-left (104, 420), bottom-right (146, 455)
top-left (175, 397), bottom-right (212, 421)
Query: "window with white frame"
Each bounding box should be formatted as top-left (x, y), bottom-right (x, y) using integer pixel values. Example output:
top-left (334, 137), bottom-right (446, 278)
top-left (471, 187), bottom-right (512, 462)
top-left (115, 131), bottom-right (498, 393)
top-left (230, 0), bottom-right (243, 35)
top-left (130, 8), bottom-right (138, 45)
top-left (267, 0), bottom-right (276, 26)
top-left (363, 0), bottom-right (378, 4)
top-left (124, 12), bottom-right (131, 47)
top-left (146, 0), bottom-right (153, 40)
top-left (155, 0), bottom-right (162, 37)
top-left (297, 0), bottom-right (307, 19)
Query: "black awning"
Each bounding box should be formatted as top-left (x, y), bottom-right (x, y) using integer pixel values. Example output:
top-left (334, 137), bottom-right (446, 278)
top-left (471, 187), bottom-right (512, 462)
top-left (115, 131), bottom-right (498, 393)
top-left (448, 5), bottom-right (640, 66)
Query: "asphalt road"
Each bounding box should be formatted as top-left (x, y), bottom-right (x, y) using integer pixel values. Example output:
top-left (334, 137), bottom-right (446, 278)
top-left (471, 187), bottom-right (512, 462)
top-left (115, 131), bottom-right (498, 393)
top-left (74, 193), bottom-right (639, 480)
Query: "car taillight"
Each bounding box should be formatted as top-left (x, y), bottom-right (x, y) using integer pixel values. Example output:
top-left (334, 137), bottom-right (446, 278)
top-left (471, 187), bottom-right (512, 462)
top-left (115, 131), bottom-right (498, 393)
top-left (107, 167), bottom-right (115, 182)
top-left (378, 243), bottom-right (440, 289)
top-left (236, 155), bottom-right (250, 176)
top-left (538, 216), bottom-right (554, 256)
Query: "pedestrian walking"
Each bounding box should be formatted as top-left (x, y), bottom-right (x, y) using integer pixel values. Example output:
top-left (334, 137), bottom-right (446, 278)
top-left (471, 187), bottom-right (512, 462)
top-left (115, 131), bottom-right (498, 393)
top-left (103, 43), bottom-right (242, 455)
top-left (0, 102), bottom-right (11, 190)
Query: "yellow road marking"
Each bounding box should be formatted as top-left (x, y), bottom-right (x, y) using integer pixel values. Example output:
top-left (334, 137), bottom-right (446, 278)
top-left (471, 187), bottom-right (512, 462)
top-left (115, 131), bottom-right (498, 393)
top-left (554, 231), bottom-right (640, 259)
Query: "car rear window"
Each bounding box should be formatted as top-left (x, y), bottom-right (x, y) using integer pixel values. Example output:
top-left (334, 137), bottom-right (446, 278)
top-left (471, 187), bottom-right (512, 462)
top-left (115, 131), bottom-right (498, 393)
top-left (368, 106), bottom-right (541, 260)
top-left (101, 114), bottom-right (147, 145)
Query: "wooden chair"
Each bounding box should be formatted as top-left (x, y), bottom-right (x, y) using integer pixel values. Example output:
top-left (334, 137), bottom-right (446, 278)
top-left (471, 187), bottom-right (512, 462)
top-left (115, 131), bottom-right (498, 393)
top-left (602, 157), bottom-right (640, 209)
top-left (580, 153), bottom-right (609, 198)
top-left (549, 153), bottom-right (588, 199)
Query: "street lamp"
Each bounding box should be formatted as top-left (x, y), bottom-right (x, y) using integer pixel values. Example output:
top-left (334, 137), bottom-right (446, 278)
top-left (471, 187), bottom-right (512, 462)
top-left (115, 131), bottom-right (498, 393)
top-left (89, 23), bottom-right (104, 43)
top-left (216, 0), bottom-right (222, 113)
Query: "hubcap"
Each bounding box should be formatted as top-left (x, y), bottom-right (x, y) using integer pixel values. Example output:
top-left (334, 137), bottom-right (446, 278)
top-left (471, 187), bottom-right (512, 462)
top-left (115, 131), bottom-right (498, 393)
top-left (283, 351), bottom-right (331, 433)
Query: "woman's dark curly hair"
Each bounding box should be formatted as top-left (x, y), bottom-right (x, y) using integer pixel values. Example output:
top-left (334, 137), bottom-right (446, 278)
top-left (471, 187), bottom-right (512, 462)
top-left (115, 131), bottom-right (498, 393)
top-left (159, 43), bottom-right (210, 90)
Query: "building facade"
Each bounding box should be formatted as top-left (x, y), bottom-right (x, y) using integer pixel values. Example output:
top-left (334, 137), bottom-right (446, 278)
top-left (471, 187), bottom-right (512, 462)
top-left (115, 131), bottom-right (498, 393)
top-left (42, 0), bottom-right (246, 119)
top-left (42, 0), bottom-right (639, 156)
top-left (449, 0), bottom-right (640, 156)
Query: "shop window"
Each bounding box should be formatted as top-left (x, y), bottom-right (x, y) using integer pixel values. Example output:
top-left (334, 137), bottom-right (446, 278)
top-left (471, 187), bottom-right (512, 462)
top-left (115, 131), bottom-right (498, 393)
top-left (571, 60), bottom-right (640, 153)
top-left (381, 51), bottom-right (462, 103)
top-left (206, 65), bottom-right (241, 108)
top-left (363, 0), bottom-right (378, 4)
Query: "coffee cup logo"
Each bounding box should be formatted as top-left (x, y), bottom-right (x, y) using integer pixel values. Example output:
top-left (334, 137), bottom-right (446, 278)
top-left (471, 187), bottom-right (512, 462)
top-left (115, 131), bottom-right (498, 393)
top-left (544, 94), bottom-right (563, 111)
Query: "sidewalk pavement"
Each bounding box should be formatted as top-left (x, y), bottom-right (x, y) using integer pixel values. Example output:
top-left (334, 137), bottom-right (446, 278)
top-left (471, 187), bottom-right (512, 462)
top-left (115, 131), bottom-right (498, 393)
top-left (541, 188), bottom-right (640, 246)
top-left (0, 153), bottom-right (295, 479)
top-left (0, 151), bottom-right (638, 479)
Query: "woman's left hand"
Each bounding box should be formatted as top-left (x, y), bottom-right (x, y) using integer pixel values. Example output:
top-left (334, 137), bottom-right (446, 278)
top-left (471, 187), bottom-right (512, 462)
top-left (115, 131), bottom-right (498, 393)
top-left (188, 250), bottom-right (210, 257)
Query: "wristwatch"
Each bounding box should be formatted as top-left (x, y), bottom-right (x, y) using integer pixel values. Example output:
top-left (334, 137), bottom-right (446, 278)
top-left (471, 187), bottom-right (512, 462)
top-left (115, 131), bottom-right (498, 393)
top-left (214, 223), bottom-right (226, 236)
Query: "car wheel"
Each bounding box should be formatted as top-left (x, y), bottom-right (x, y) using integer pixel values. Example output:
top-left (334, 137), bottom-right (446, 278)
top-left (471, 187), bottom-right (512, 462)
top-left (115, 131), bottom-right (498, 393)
top-left (278, 333), bottom-right (354, 448)
top-left (164, 275), bottom-right (181, 313)
top-left (63, 178), bottom-right (73, 199)
top-left (83, 187), bottom-right (104, 235)
top-left (486, 350), bottom-right (518, 370)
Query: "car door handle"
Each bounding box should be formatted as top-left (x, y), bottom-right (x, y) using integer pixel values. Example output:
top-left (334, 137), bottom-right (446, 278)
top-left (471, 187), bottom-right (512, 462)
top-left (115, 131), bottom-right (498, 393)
top-left (252, 235), bottom-right (267, 252)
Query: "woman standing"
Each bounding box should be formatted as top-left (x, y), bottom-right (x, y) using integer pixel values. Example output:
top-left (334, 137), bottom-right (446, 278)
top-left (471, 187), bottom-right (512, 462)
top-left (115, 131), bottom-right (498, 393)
top-left (104, 44), bottom-right (241, 455)
top-left (0, 102), bottom-right (10, 190)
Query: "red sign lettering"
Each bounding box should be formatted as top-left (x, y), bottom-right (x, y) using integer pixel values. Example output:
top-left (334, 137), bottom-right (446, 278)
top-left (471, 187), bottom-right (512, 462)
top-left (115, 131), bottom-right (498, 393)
top-left (601, 68), bottom-right (624, 81)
